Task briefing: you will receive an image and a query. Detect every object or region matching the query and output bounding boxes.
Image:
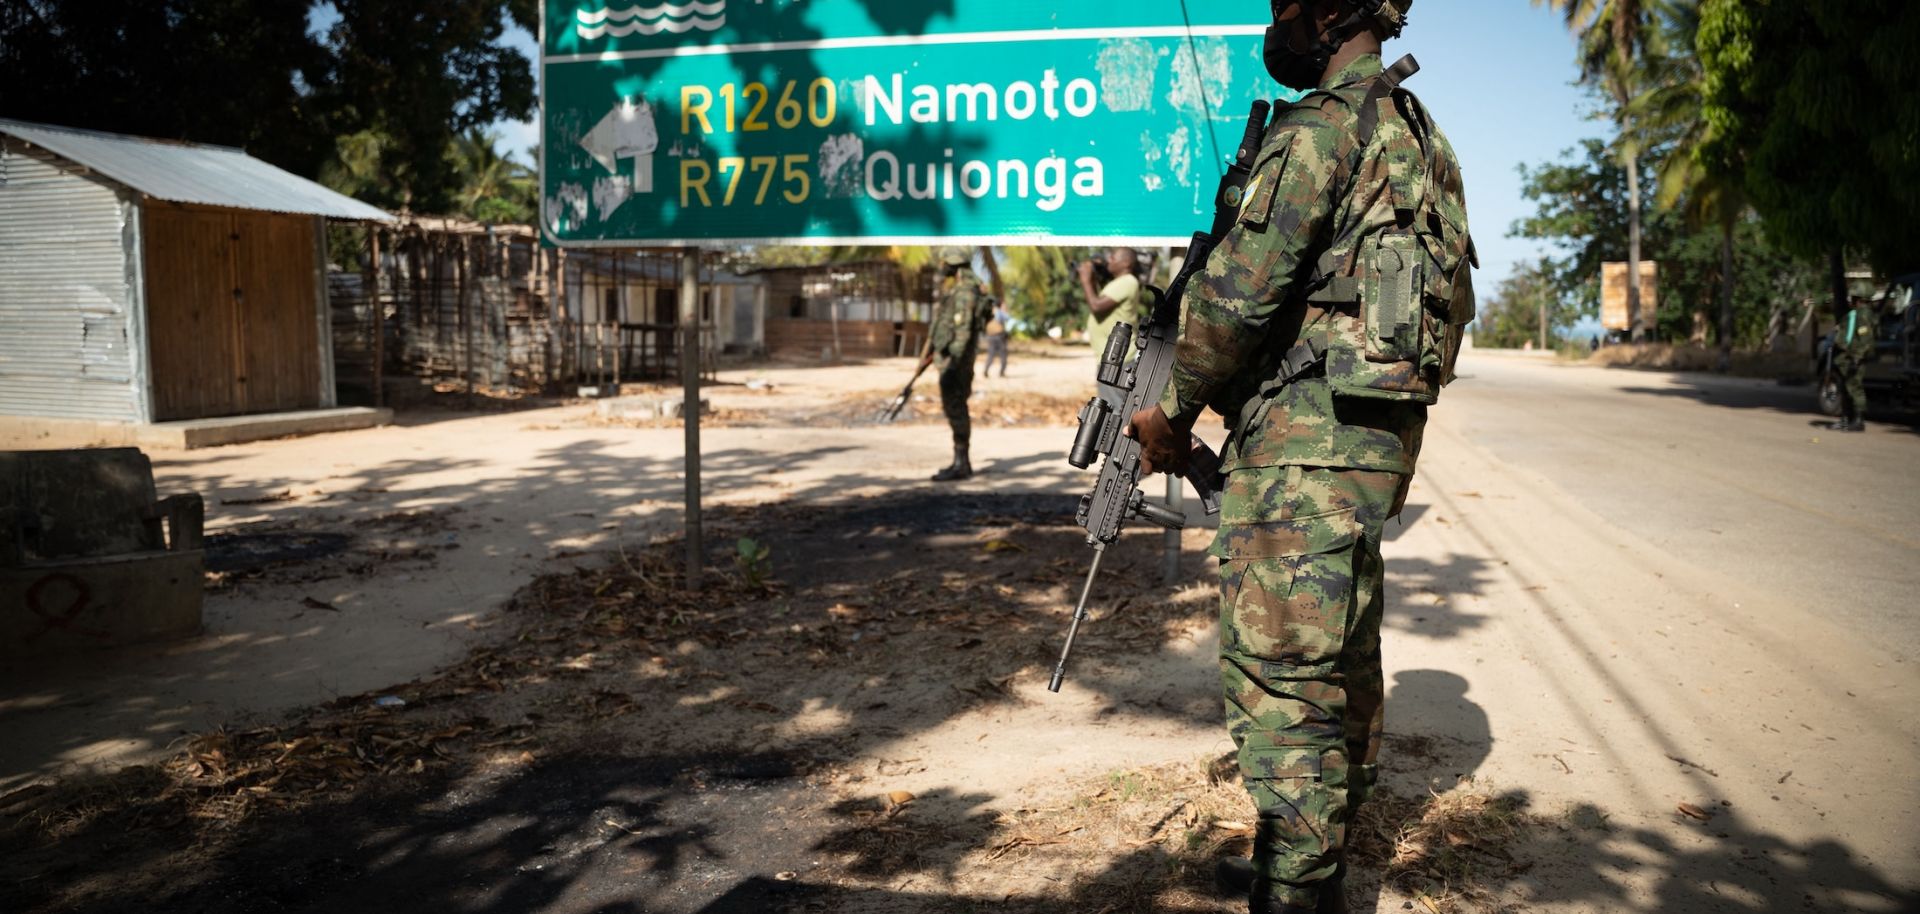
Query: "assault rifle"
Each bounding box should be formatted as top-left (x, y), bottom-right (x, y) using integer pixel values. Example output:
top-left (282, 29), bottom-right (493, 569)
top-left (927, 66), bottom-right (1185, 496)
top-left (1048, 99), bottom-right (1274, 693)
top-left (878, 340), bottom-right (935, 423)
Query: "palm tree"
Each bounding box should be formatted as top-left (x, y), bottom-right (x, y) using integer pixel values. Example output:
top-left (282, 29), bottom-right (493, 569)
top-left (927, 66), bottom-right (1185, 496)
top-left (1534, 0), bottom-right (1656, 339)
top-left (1000, 247), bottom-right (1095, 335)
top-left (1631, 0), bottom-right (1746, 368)
top-left (451, 128), bottom-right (535, 223)
top-left (320, 128), bottom-right (407, 209)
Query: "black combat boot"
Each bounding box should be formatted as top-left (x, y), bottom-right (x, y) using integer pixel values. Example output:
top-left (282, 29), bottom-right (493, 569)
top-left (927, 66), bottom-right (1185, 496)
top-left (931, 445), bottom-right (972, 481)
top-left (1217, 858), bottom-right (1346, 914)
top-left (1248, 900), bottom-right (1318, 914)
top-left (1216, 856), bottom-right (1255, 896)
top-left (1839, 417), bottom-right (1866, 432)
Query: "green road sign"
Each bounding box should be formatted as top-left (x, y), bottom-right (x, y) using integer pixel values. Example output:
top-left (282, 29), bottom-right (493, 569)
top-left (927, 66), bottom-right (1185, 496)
top-left (540, 1), bottom-right (1295, 247)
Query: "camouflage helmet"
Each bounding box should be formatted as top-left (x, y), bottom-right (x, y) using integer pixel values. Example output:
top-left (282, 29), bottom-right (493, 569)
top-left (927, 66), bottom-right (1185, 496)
top-left (938, 245), bottom-right (972, 267)
top-left (1276, 0), bottom-right (1412, 39)
top-left (1373, 0), bottom-right (1412, 36)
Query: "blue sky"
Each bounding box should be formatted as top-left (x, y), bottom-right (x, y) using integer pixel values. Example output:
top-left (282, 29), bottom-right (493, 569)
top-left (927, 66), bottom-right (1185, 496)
top-left (494, 2), bottom-right (1601, 292)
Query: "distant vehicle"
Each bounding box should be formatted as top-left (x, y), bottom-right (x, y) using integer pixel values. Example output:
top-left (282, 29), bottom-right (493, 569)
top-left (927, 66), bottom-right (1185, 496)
top-left (1816, 273), bottom-right (1919, 416)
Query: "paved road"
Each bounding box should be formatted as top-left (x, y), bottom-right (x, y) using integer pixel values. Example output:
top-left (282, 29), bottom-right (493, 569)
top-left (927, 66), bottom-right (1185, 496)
top-left (1390, 351), bottom-right (1920, 910)
top-left (1443, 353), bottom-right (1920, 661)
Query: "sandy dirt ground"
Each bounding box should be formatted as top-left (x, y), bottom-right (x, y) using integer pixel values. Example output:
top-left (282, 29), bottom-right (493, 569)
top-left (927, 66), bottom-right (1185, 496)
top-left (3, 345), bottom-right (1916, 914)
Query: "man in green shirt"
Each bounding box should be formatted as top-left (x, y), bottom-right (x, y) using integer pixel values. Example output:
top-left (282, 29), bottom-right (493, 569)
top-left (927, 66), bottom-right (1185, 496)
top-left (1079, 247), bottom-right (1147, 351)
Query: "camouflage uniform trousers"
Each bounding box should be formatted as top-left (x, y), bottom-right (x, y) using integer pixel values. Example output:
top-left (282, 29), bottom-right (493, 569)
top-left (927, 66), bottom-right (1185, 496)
top-left (1214, 465), bottom-right (1403, 908)
top-left (937, 343), bottom-right (977, 447)
top-left (1835, 352), bottom-right (1868, 419)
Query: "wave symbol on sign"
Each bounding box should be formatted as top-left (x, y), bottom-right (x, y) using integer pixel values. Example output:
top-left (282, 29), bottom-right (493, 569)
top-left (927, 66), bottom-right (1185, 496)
top-left (576, 1), bottom-right (726, 39)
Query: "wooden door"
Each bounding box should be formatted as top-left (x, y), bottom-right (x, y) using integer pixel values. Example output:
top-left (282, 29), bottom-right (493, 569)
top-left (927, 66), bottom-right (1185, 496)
top-left (232, 211), bottom-right (319, 414)
top-left (143, 205), bottom-right (320, 419)
top-left (145, 205), bottom-right (243, 420)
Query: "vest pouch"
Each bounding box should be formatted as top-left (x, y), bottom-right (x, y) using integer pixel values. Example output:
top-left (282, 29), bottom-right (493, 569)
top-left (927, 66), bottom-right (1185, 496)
top-left (1364, 232), bottom-right (1425, 365)
top-left (1327, 231), bottom-right (1438, 405)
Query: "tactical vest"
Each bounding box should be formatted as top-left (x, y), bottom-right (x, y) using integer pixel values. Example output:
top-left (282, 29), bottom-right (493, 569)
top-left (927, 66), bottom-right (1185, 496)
top-left (1274, 56), bottom-right (1477, 408)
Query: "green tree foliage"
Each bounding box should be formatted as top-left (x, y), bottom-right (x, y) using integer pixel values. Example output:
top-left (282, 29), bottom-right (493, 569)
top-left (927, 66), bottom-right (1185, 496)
top-left (1475, 260), bottom-right (1579, 349)
top-left (1631, 0), bottom-right (1746, 361)
top-left (0, 0), bottom-right (329, 174)
top-left (452, 129), bottom-right (536, 224)
top-left (308, 0), bottom-right (536, 212)
top-left (0, 0), bottom-right (536, 214)
top-left (1532, 0), bottom-right (1659, 336)
top-left (1697, 0), bottom-right (1920, 273)
top-left (1000, 247), bottom-right (1098, 338)
top-left (1513, 137), bottom-right (1653, 316)
top-left (1513, 137), bottom-right (1819, 345)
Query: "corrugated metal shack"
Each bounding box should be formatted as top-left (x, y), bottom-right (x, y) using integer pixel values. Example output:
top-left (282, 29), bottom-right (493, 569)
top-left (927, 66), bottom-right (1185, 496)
top-left (330, 227), bottom-right (769, 401)
top-left (750, 260), bottom-right (932, 359)
top-left (0, 118), bottom-right (392, 429)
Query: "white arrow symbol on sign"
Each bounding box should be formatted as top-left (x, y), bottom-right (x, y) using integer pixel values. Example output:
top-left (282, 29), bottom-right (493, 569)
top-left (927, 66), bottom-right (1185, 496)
top-left (581, 100), bottom-right (660, 195)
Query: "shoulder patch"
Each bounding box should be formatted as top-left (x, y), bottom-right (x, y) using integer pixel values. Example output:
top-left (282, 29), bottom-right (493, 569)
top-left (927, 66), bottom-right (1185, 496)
top-left (1239, 158), bottom-right (1283, 228)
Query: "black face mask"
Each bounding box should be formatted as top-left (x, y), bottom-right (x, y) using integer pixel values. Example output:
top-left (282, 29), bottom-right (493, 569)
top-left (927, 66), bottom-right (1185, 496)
top-left (1263, 21), bottom-right (1330, 91)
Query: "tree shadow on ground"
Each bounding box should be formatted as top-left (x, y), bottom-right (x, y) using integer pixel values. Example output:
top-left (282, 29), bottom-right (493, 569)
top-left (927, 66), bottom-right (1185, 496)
top-left (1616, 378), bottom-right (1920, 434)
top-left (10, 499), bottom-right (1909, 913)
top-left (0, 477), bottom-right (1523, 914)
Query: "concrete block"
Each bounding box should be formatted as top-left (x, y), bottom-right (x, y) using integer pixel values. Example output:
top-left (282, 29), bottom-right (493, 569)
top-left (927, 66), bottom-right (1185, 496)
top-left (594, 397), bottom-right (710, 420)
top-left (1, 551), bottom-right (204, 657)
top-left (0, 408), bottom-right (392, 450)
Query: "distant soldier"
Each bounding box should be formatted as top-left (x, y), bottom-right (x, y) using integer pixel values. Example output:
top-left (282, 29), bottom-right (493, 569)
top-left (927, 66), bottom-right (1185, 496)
top-left (1830, 294), bottom-right (1878, 432)
top-left (921, 246), bottom-right (991, 480)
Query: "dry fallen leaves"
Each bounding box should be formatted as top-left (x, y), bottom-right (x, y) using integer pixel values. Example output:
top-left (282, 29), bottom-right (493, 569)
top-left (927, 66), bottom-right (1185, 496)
top-left (1677, 802), bottom-right (1715, 821)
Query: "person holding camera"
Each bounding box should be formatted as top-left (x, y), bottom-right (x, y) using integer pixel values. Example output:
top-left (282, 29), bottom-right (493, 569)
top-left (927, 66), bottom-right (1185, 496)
top-left (1079, 247), bottom-right (1147, 352)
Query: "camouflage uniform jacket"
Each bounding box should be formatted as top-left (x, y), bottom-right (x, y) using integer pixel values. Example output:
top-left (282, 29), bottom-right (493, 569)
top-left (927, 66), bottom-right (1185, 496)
top-left (1842, 303), bottom-right (1879, 359)
top-left (1159, 53), bottom-right (1468, 477)
top-left (930, 268), bottom-right (988, 363)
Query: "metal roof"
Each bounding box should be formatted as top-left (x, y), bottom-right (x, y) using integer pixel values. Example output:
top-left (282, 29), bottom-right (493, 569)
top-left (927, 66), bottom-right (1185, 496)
top-left (0, 118), bottom-right (393, 222)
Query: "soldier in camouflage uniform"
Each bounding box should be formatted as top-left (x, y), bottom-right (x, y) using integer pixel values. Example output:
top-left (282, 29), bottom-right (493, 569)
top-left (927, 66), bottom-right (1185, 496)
top-left (1829, 295), bottom-right (1877, 432)
top-left (1129, 2), bottom-right (1474, 911)
top-left (922, 246), bottom-right (991, 480)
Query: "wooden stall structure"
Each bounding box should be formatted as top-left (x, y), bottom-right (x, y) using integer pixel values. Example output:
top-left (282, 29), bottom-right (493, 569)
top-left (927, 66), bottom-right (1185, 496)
top-left (748, 260), bottom-right (933, 359)
top-left (330, 228), bottom-right (767, 401)
top-left (0, 118), bottom-right (392, 437)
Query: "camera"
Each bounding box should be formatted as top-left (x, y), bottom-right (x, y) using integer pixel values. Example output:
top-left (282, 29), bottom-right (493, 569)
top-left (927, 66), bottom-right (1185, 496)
top-left (1084, 256), bottom-right (1113, 285)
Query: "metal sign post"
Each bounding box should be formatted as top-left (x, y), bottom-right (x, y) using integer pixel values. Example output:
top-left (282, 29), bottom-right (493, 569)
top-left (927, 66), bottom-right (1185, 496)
top-left (680, 247), bottom-right (703, 590)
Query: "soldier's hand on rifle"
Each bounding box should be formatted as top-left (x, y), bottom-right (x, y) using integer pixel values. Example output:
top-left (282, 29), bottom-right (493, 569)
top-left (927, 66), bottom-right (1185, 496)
top-left (918, 351), bottom-right (936, 371)
top-left (1125, 405), bottom-right (1190, 476)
